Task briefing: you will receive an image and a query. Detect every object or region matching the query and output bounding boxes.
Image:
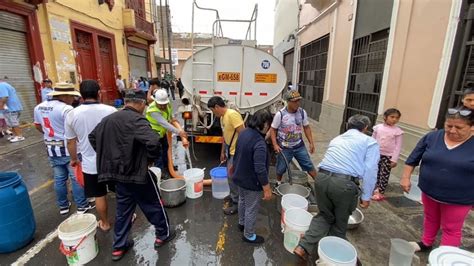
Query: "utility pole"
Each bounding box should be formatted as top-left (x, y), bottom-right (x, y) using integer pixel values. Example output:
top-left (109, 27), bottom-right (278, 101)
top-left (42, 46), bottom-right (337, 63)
top-left (165, 0), bottom-right (173, 79)
top-left (159, 0), bottom-right (167, 76)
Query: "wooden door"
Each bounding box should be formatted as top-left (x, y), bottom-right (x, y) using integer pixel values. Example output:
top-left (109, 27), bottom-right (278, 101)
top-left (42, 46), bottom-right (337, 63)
top-left (75, 30), bottom-right (97, 81)
top-left (98, 36), bottom-right (116, 104)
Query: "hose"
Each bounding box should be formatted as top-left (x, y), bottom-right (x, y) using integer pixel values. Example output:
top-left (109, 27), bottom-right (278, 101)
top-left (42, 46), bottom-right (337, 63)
top-left (279, 151), bottom-right (293, 185)
top-left (166, 132), bottom-right (212, 186)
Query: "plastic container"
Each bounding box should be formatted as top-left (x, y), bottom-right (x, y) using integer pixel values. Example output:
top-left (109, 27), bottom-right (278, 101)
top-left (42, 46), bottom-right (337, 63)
top-left (317, 236), bottom-right (358, 266)
top-left (389, 238), bottom-right (419, 266)
top-left (403, 175), bottom-right (422, 203)
top-left (58, 214), bottom-right (98, 265)
top-left (183, 168), bottom-right (204, 199)
top-left (0, 172), bottom-right (36, 253)
top-left (428, 246), bottom-right (474, 265)
top-left (281, 193), bottom-right (308, 229)
top-left (114, 99), bottom-right (123, 108)
top-left (210, 167), bottom-right (229, 199)
top-left (283, 208), bottom-right (313, 253)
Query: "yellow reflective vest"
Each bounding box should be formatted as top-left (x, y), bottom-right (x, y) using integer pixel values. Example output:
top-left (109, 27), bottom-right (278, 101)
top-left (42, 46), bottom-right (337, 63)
top-left (146, 102), bottom-right (172, 138)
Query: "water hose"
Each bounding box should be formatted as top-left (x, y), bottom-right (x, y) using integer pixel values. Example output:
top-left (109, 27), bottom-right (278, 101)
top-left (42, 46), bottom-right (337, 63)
top-left (279, 151), bottom-right (293, 185)
top-left (167, 132), bottom-right (212, 186)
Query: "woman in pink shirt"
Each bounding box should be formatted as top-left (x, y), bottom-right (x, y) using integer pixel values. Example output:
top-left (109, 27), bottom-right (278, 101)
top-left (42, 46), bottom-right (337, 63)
top-left (372, 108), bottom-right (403, 200)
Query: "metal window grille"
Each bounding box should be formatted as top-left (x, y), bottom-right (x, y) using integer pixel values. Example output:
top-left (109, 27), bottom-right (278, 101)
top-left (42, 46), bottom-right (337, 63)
top-left (298, 34), bottom-right (329, 121)
top-left (342, 29), bottom-right (389, 132)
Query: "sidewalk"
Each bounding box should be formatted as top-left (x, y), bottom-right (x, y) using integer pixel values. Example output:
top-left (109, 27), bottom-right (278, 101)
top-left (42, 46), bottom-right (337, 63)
top-left (300, 118), bottom-right (474, 263)
top-left (0, 124), bottom-right (43, 156)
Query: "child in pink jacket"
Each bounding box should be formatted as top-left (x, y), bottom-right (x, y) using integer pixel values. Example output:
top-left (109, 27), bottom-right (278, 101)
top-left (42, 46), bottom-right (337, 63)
top-left (372, 108), bottom-right (403, 200)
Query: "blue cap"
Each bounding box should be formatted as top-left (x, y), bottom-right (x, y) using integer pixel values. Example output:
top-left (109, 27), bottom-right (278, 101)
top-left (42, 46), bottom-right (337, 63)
top-left (210, 167), bottom-right (227, 178)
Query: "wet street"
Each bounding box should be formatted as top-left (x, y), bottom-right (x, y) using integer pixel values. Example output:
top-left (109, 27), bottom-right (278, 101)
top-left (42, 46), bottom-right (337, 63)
top-left (0, 129), bottom-right (302, 266)
top-left (1, 126), bottom-right (473, 265)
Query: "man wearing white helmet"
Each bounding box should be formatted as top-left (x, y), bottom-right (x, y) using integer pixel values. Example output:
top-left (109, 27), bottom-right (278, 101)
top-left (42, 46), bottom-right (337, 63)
top-left (146, 89), bottom-right (188, 172)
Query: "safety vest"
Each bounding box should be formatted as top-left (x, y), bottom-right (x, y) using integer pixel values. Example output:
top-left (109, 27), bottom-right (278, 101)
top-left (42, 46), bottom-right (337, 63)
top-left (146, 102), bottom-right (172, 138)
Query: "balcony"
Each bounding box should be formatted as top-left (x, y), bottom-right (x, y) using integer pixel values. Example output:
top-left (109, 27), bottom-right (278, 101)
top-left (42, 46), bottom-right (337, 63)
top-left (123, 9), bottom-right (157, 44)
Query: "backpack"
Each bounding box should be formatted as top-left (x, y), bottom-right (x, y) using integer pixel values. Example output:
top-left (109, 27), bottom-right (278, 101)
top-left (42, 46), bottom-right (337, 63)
top-left (278, 107), bottom-right (305, 126)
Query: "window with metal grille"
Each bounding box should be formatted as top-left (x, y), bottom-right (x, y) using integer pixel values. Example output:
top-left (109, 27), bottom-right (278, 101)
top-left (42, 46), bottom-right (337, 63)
top-left (342, 29), bottom-right (389, 132)
top-left (298, 34), bottom-right (329, 121)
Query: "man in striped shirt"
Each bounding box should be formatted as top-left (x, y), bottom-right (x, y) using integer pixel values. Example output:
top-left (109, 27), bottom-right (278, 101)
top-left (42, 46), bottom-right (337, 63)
top-left (34, 83), bottom-right (93, 215)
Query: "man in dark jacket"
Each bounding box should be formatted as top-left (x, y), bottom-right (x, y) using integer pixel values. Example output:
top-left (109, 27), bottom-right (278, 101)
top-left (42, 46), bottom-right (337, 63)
top-left (89, 91), bottom-right (175, 261)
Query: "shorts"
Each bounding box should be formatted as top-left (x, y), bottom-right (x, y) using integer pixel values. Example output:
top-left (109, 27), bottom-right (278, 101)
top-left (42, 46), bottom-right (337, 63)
top-left (83, 172), bottom-right (115, 197)
top-left (276, 144), bottom-right (315, 176)
top-left (4, 111), bottom-right (21, 127)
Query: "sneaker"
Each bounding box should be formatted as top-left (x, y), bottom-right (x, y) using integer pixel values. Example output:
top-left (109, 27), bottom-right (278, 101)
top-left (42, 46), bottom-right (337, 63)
top-left (6, 134), bottom-right (14, 140)
top-left (242, 234), bottom-right (265, 244)
top-left (223, 204), bottom-right (238, 215)
top-left (154, 229), bottom-right (177, 249)
top-left (77, 204), bottom-right (95, 214)
top-left (9, 136), bottom-right (25, 143)
top-left (59, 202), bottom-right (72, 215)
top-left (112, 240), bottom-right (134, 261)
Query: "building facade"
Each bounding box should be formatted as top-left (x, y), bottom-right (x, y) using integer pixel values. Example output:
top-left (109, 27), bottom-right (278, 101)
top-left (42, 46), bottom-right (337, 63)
top-left (275, 0), bottom-right (467, 176)
top-left (0, 0), bottom-right (158, 122)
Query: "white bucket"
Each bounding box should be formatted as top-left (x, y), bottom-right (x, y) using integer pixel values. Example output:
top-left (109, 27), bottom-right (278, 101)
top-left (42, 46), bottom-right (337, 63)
top-left (317, 236), bottom-right (357, 266)
top-left (58, 214), bottom-right (98, 265)
top-left (183, 168), bottom-right (204, 199)
top-left (283, 208), bottom-right (313, 253)
top-left (281, 193), bottom-right (309, 229)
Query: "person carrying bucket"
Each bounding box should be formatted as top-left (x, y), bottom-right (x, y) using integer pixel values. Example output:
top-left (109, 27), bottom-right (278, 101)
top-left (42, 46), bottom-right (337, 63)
top-left (89, 91), bottom-right (176, 261)
top-left (293, 115), bottom-right (379, 263)
top-left (146, 88), bottom-right (189, 177)
top-left (65, 80), bottom-right (117, 231)
top-left (231, 109), bottom-right (273, 244)
top-left (208, 96), bottom-right (245, 215)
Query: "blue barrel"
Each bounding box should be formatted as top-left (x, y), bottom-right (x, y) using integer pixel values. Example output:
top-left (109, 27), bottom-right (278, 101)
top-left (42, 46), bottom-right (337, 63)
top-left (0, 172), bottom-right (36, 253)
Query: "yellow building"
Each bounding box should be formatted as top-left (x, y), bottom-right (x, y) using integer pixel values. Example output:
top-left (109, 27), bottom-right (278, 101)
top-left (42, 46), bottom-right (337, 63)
top-left (0, 0), bottom-right (158, 122)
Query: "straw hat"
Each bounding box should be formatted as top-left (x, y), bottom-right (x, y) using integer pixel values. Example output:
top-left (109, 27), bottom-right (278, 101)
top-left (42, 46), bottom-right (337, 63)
top-left (48, 83), bottom-right (81, 97)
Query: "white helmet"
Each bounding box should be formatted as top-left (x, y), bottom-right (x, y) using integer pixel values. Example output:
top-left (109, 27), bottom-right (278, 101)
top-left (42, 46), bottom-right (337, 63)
top-left (153, 89), bottom-right (169, 105)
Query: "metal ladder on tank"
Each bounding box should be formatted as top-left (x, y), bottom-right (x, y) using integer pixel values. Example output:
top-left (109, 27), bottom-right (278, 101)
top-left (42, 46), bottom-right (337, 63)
top-left (190, 0), bottom-right (224, 98)
top-left (190, 1), bottom-right (258, 98)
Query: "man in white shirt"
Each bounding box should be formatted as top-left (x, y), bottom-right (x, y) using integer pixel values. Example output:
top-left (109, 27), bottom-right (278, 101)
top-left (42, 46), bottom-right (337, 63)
top-left (65, 80), bottom-right (117, 231)
top-left (41, 78), bottom-right (54, 102)
top-left (34, 83), bottom-right (93, 215)
top-left (116, 74), bottom-right (125, 98)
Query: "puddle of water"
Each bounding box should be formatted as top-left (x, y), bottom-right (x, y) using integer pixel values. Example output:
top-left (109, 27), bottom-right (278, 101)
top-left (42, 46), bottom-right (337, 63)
top-left (133, 225), bottom-right (158, 265)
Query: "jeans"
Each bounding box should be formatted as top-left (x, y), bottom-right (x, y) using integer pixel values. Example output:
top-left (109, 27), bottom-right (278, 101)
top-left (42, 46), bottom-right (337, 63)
top-left (276, 144), bottom-right (315, 176)
top-left (48, 156), bottom-right (88, 208)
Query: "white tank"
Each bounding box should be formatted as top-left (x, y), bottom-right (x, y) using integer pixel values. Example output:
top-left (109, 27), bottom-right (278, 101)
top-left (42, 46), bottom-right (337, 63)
top-left (181, 44), bottom-right (287, 113)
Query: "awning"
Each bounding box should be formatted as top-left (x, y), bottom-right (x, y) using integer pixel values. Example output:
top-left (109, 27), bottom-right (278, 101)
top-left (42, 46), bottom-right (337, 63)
top-left (155, 55), bottom-right (171, 64)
